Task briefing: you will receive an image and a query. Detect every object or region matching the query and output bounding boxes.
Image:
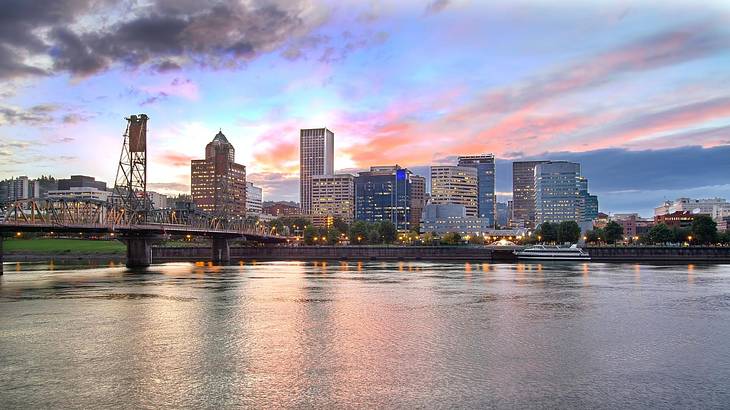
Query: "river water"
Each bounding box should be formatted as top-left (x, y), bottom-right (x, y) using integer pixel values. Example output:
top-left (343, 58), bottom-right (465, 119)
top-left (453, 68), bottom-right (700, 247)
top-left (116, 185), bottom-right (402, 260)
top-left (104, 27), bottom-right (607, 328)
top-left (2, 261), bottom-right (730, 408)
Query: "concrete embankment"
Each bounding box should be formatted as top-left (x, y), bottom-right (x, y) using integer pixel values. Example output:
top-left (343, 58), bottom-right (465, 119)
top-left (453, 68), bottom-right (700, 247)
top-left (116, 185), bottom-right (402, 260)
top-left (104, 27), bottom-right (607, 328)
top-left (587, 246), bottom-right (730, 263)
top-left (153, 245), bottom-right (498, 262)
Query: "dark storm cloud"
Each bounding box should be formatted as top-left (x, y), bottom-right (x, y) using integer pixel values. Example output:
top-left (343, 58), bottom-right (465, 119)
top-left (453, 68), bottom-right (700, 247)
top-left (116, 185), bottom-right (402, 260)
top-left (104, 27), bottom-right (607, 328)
top-left (0, 0), bottom-right (319, 79)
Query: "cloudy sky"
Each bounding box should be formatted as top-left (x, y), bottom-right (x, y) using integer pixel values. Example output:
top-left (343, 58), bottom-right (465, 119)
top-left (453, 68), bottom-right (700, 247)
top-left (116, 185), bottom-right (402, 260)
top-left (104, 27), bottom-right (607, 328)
top-left (1, 0), bottom-right (729, 216)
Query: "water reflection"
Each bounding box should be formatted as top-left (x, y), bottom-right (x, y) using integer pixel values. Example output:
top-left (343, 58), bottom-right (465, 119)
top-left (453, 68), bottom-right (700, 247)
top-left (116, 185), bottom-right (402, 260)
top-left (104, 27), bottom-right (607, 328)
top-left (1, 261), bottom-right (730, 408)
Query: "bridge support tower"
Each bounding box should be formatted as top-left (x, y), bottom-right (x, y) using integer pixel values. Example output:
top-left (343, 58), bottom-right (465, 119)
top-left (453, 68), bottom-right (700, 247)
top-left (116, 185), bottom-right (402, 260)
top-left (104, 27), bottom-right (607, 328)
top-left (125, 235), bottom-right (155, 268)
top-left (212, 237), bottom-right (231, 264)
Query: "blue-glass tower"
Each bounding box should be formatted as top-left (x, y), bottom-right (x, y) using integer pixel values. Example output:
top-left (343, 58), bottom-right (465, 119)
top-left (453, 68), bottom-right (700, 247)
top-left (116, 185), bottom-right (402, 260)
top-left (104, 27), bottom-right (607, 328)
top-left (354, 166), bottom-right (412, 230)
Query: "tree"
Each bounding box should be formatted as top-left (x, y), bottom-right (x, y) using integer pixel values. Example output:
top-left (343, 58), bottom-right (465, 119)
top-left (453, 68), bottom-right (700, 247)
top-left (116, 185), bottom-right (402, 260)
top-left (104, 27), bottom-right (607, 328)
top-left (672, 227), bottom-right (690, 244)
top-left (691, 215), bottom-right (718, 244)
top-left (604, 221), bottom-right (624, 244)
top-left (350, 221), bottom-right (370, 244)
top-left (648, 223), bottom-right (673, 244)
top-left (558, 221), bottom-right (581, 244)
top-left (325, 228), bottom-right (341, 245)
top-left (330, 217), bottom-right (350, 235)
top-left (377, 221), bottom-right (397, 244)
top-left (585, 229), bottom-right (604, 244)
top-left (468, 235), bottom-right (485, 245)
top-left (718, 230), bottom-right (730, 245)
top-left (442, 232), bottom-right (462, 245)
top-left (302, 225), bottom-right (320, 245)
top-left (537, 222), bottom-right (557, 243)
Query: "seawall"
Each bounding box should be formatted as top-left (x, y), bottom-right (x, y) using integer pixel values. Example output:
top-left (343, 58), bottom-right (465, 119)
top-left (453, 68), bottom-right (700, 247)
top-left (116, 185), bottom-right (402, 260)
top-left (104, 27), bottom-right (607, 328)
top-left (153, 246), bottom-right (497, 262)
top-left (587, 246), bottom-right (730, 263)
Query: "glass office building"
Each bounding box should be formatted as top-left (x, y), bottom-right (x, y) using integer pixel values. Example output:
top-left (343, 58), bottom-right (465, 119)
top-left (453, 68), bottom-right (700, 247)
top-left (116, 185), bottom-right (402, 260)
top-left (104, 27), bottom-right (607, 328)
top-left (354, 166), bottom-right (413, 231)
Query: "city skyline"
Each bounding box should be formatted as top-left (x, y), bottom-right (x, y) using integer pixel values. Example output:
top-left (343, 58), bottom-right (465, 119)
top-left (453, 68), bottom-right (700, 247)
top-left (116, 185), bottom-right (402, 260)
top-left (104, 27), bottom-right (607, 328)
top-left (1, 1), bottom-right (730, 216)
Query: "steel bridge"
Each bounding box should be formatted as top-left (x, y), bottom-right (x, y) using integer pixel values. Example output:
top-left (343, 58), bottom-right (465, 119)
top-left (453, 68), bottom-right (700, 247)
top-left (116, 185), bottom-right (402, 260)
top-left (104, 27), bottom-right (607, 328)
top-left (0, 114), bottom-right (285, 273)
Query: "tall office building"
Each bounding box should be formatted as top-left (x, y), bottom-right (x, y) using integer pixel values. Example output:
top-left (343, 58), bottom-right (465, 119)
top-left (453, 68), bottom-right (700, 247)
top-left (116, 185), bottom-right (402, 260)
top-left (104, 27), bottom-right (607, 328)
top-left (534, 161), bottom-right (582, 224)
top-left (512, 161), bottom-right (548, 228)
top-left (430, 166), bottom-right (478, 217)
top-left (354, 165), bottom-right (413, 231)
top-left (191, 130), bottom-right (247, 216)
top-left (300, 128), bottom-right (334, 215)
top-left (457, 154), bottom-right (496, 226)
top-left (578, 176), bottom-right (598, 222)
top-left (311, 174), bottom-right (355, 227)
top-left (410, 174), bottom-right (426, 229)
top-left (246, 182), bottom-right (263, 216)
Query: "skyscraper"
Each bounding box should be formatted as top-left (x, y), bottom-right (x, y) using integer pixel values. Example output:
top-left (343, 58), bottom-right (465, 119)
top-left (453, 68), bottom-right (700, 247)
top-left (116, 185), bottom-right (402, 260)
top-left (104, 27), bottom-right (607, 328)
top-left (457, 154), bottom-right (496, 226)
top-left (300, 128), bottom-right (334, 215)
top-left (409, 174), bottom-right (426, 229)
top-left (191, 130), bottom-right (246, 216)
top-left (354, 165), bottom-right (413, 231)
top-left (430, 166), bottom-right (478, 217)
top-left (311, 174), bottom-right (355, 227)
top-left (512, 160), bottom-right (548, 228)
top-left (534, 161), bottom-right (582, 224)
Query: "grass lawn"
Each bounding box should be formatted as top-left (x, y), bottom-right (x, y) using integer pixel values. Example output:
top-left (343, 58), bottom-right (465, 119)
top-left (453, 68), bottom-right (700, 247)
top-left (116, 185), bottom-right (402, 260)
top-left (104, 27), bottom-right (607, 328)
top-left (3, 238), bottom-right (126, 254)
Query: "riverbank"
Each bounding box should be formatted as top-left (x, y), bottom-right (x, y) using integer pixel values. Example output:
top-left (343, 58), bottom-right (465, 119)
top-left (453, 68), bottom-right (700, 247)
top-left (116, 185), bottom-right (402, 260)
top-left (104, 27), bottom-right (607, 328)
top-left (5, 242), bottom-right (730, 264)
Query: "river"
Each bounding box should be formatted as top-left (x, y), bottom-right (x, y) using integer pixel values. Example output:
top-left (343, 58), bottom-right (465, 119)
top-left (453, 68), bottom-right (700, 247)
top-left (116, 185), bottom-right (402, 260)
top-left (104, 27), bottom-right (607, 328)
top-left (2, 261), bottom-right (730, 408)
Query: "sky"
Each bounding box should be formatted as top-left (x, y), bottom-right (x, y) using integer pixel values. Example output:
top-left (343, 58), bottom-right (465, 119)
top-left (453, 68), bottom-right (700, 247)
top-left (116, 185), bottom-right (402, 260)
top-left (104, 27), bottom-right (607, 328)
top-left (1, 0), bottom-right (729, 217)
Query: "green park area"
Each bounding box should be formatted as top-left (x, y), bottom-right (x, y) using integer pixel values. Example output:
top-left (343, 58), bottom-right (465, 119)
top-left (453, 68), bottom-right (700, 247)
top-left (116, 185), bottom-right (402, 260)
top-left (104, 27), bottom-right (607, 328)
top-left (3, 238), bottom-right (126, 254)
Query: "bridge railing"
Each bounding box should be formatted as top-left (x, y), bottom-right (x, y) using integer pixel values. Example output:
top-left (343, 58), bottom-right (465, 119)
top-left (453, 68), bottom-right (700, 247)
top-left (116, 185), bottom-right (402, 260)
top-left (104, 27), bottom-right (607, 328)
top-left (1, 199), bottom-right (282, 238)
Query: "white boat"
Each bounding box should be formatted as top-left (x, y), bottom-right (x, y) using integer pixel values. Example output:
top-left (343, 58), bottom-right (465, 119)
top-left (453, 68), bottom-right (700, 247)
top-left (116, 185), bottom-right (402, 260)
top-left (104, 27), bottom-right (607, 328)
top-left (514, 244), bottom-right (591, 261)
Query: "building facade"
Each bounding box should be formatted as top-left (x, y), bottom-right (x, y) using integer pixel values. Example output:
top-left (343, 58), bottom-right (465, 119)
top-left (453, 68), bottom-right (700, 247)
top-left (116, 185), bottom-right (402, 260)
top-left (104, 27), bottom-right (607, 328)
top-left (654, 211), bottom-right (697, 229)
top-left (147, 191), bottom-right (168, 209)
top-left (262, 201), bottom-right (301, 217)
top-left (354, 165), bottom-right (413, 231)
top-left (430, 166), bottom-right (478, 217)
top-left (191, 130), bottom-right (246, 217)
top-left (409, 174), bottom-right (426, 229)
top-left (46, 187), bottom-right (111, 202)
top-left (246, 182), bottom-right (263, 216)
top-left (420, 203), bottom-right (493, 236)
top-left (457, 154), bottom-right (496, 226)
top-left (311, 174), bottom-right (355, 227)
top-left (57, 175), bottom-right (107, 191)
top-left (0, 176), bottom-right (40, 202)
top-left (300, 128), bottom-right (334, 215)
top-left (534, 161), bottom-right (583, 224)
top-left (512, 161), bottom-right (548, 228)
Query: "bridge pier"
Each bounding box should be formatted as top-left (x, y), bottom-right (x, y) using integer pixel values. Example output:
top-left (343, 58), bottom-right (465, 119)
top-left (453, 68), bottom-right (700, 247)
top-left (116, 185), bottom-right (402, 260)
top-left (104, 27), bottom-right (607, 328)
top-left (125, 236), bottom-right (153, 268)
top-left (212, 237), bottom-right (230, 264)
top-left (1, 235), bottom-right (4, 276)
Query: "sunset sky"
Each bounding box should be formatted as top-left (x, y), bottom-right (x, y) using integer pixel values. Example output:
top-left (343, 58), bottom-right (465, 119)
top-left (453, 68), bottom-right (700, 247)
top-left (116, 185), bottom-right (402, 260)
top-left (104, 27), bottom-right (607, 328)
top-left (1, 0), bottom-right (729, 216)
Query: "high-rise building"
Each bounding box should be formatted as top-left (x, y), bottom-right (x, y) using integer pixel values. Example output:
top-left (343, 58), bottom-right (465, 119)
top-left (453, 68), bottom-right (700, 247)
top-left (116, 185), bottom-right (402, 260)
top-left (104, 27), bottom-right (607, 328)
top-left (246, 182), bottom-right (263, 217)
top-left (578, 176), bottom-right (598, 222)
top-left (534, 161), bottom-right (582, 224)
top-left (311, 174), bottom-right (355, 227)
top-left (191, 130), bottom-right (246, 216)
top-left (430, 166), bottom-right (478, 217)
top-left (354, 165), bottom-right (413, 231)
top-left (512, 161), bottom-right (548, 228)
top-left (457, 154), bottom-right (496, 226)
top-left (410, 174), bottom-right (426, 229)
top-left (0, 176), bottom-right (41, 202)
top-left (300, 128), bottom-right (334, 215)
